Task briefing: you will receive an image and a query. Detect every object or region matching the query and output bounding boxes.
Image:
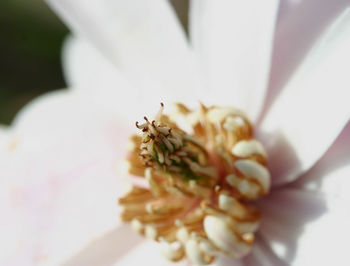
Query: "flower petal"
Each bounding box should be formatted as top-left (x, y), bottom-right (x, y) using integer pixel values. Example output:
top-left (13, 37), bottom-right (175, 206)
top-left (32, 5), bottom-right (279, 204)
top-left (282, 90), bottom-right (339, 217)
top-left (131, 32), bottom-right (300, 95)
top-left (212, 255), bottom-right (244, 266)
top-left (243, 237), bottom-right (288, 266)
top-left (189, 0), bottom-right (279, 121)
top-left (286, 122), bottom-right (350, 265)
top-left (46, 0), bottom-right (200, 106)
top-left (12, 89), bottom-right (131, 150)
top-left (263, 0), bottom-right (349, 118)
top-left (259, 8), bottom-right (350, 186)
top-left (294, 120), bottom-right (350, 191)
top-left (62, 225), bottom-right (143, 266)
top-left (112, 239), bottom-right (183, 266)
top-left (0, 125), bottom-right (10, 154)
top-left (261, 166), bottom-right (350, 265)
top-left (62, 36), bottom-right (147, 122)
top-left (0, 90), bottom-right (132, 265)
top-left (292, 165), bottom-right (350, 265)
top-left (257, 187), bottom-right (327, 264)
top-left (62, 36), bottom-right (127, 91)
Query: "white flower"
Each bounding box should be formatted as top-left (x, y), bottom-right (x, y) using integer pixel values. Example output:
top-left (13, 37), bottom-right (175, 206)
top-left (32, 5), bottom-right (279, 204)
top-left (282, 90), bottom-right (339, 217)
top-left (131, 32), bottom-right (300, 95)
top-left (1, 0), bottom-right (350, 265)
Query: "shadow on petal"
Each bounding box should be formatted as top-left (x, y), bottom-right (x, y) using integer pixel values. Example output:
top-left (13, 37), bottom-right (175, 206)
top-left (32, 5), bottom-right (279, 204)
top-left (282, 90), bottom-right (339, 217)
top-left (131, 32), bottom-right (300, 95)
top-left (213, 255), bottom-right (245, 266)
top-left (255, 187), bottom-right (327, 264)
top-left (259, 130), bottom-right (301, 186)
top-left (243, 236), bottom-right (289, 266)
top-left (62, 224), bottom-right (144, 266)
top-left (294, 121), bottom-right (350, 190)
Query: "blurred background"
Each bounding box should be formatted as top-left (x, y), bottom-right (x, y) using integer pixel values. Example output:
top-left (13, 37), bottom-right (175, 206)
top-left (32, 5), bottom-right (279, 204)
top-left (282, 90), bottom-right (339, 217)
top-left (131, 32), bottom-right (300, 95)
top-left (0, 0), bottom-right (188, 125)
top-left (0, 0), bottom-right (68, 124)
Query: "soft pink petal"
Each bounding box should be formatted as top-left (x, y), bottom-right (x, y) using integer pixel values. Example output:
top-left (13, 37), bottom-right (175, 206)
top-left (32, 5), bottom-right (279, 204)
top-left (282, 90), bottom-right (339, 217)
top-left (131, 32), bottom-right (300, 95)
top-left (259, 8), bottom-right (350, 186)
top-left (46, 0), bottom-right (200, 107)
top-left (0, 90), bottom-right (132, 265)
top-left (189, 0), bottom-right (279, 121)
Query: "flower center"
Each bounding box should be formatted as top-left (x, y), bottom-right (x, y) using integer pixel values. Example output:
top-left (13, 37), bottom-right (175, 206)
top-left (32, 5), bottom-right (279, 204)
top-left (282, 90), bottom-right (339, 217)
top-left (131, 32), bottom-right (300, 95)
top-left (119, 103), bottom-right (270, 264)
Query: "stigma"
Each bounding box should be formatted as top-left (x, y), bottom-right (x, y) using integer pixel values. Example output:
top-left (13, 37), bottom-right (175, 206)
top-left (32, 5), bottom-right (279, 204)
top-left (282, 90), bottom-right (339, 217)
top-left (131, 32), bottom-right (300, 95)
top-left (119, 103), bottom-right (270, 265)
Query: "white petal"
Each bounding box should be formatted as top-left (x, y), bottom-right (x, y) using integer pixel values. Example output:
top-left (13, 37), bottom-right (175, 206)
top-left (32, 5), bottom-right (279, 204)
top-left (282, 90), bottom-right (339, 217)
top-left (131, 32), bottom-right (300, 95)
top-left (242, 237), bottom-right (288, 266)
top-left (294, 121), bottom-right (350, 191)
top-left (113, 239), bottom-right (182, 266)
top-left (251, 122), bottom-right (350, 265)
top-left (62, 36), bottom-right (147, 122)
top-left (257, 187), bottom-right (327, 264)
top-left (62, 225), bottom-right (143, 266)
top-left (62, 36), bottom-right (127, 91)
top-left (291, 165), bottom-right (350, 266)
top-left (189, 0), bottom-right (279, 121)
top-left (264, 0), bottom-right (349, 118)
top-left (260, 166), bottom-right (350, 266)
top-left (47, 0), bottom-right (200, 105)
top-left (0, 125), bottom-right (10, 155)
top-left (12, 90), bottom-right (131, 150)
top-left (260, 9), bottom-right (350, 186)
top-left (0, 90), bottom-right (132, 265)
top-left (212, 255), bottom-right (244, 266)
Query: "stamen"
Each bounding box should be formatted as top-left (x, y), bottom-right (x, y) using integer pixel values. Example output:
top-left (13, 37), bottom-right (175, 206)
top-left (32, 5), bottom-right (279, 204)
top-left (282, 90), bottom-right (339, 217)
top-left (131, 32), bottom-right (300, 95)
top-left (160, 240), bottom-right (184, 262)
top-left (119, 103), bottom-right (270, 264)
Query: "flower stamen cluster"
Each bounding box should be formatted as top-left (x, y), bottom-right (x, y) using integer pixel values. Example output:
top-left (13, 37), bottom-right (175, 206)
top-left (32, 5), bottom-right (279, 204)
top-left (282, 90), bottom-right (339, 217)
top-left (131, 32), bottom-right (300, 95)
top-left (119, 103), bottom-right (270, 265)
